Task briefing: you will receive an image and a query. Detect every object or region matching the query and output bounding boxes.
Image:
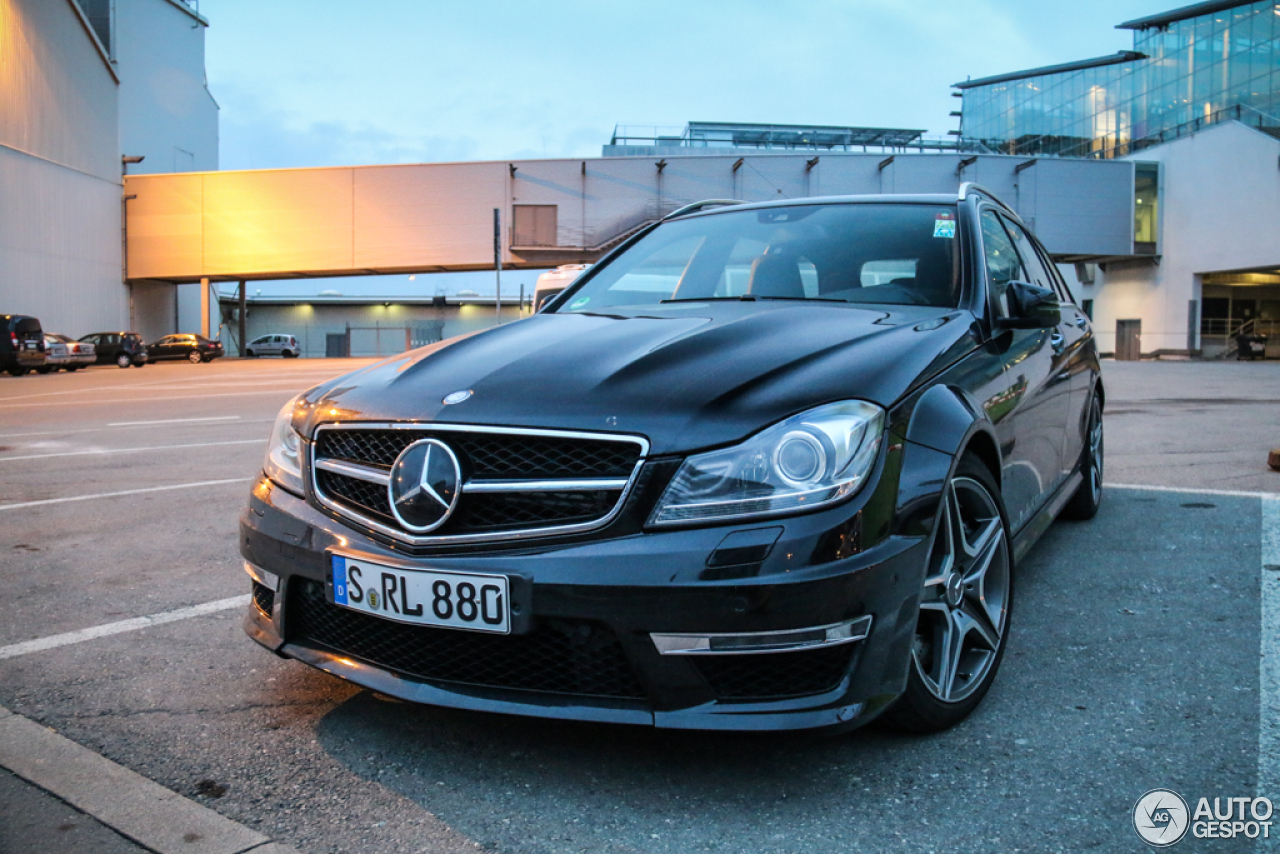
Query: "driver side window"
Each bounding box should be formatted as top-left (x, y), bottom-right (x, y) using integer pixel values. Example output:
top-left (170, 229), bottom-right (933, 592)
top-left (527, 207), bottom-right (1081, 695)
top-left (979, 209), bottom-right (1024, 318)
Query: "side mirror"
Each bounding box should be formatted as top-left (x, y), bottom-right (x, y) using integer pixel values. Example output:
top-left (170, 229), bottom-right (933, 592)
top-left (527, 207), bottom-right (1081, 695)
top-left (995, 280), bottom-right (1061, 330)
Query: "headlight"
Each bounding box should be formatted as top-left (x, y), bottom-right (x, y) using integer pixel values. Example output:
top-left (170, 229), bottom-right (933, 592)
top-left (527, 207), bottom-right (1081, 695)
top-left (264, 396), bottom-right (305, 496)
top-left (648, 400), bottom-right (884, 526)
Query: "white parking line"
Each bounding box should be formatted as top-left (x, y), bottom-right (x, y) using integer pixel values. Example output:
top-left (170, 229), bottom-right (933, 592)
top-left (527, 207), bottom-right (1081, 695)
top-left (0, 596), bottom-right (250, 660)
top-left (108, 415), bottom-right (242, 426)
top-left (0, 418), bottom-right (273, 440)
top-left (0, 478), bottom-right (252, 511)
top-left (0, 389), bottom-right (302, 409)
top-left (1109, 483), bottom-right (1276, 499)
top-left (0, 438), bottom-right (264, 462)
top-left (1261, 495), bottom-right (1280, 798)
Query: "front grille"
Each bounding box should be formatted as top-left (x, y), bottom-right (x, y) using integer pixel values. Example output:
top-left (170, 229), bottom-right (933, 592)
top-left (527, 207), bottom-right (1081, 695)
top-left (311, 425), bottom-right (646, 543)
top-left (316, 429), bottom-right (639, 479)
top-left (693, 646), bottom-right (856, 700)
top-left (287, 579), bottom-right (646, 699)
top-left (252, 582), bottom-right (275, 616)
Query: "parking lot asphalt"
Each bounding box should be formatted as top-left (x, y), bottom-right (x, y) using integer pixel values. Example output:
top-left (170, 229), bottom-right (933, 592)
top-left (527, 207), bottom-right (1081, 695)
top-left (0, 357), bottom-right (1277, 854)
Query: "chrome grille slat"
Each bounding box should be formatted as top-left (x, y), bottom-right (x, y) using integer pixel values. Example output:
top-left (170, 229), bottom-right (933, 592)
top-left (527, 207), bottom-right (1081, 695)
top-left (310, 423), bottom-right (647, 546)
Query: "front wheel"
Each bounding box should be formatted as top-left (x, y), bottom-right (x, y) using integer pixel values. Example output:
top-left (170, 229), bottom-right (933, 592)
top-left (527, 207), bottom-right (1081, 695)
top-left (115, 353), bottom-right (131, 368)
top-left (1062, 394), bottom-right (1103, 520)
top-left (245, 349), bottom-right (255, 357)
top-left (187, 350), bottom-right (203, 364)
top-left (883, 456), bottom-right (1012, 733)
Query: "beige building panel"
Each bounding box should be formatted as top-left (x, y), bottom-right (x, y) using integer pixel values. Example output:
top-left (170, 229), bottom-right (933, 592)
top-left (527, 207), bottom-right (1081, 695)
top-left (125, 172), bottom-right (203, 278)
top-left (354, 163), bottom-right (506, 269)
top-left (202, 169), bottom-right (355, 276)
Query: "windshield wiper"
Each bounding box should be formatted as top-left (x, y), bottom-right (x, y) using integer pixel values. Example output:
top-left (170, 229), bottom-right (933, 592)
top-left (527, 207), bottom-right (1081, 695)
top-left (754, 296), bottom-right (847, 303)
top-left (659, 296), bottom-right (758, 303)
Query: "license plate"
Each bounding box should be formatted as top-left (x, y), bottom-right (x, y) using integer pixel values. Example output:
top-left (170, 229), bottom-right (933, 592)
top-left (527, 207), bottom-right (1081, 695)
top-left (329, 554), bottom-right (509, 634)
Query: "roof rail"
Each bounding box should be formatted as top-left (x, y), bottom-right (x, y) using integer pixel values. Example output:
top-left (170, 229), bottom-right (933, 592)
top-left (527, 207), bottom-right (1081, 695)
top-left (957, 182), bottom-right (1011, 207)
top-left (663, 199), bottom-right (745, 220)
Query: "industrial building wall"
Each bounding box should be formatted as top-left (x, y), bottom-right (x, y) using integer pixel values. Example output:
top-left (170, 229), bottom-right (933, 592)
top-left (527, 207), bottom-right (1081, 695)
top-left (115, 0), bottom-right (218, 173)
top-left (225, 303), bottom-right (524, 358)
top-left (0, 0), bottom-right (127, 336)
top-left (1083, 121), bottom-right (1280, 356)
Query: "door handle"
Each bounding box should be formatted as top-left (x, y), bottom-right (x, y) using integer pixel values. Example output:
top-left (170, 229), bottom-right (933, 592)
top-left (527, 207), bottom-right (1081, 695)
top-left (1050, 332), bottom-right (1066, 353)
top-left (1074, 316), bottom-right (1088, 329)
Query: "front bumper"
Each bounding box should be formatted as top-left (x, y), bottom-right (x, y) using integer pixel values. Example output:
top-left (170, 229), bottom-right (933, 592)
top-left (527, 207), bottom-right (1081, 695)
top-left (241, 470), bottom-right (933, 732)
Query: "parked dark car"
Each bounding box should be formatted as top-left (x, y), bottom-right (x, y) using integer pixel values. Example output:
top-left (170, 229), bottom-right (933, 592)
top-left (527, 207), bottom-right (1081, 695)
top-left (1, 314), bottom-right (45, 376)
top-left (241, 186), bottom-right (1103, 734)
top-left (148, 333), bottom-right (224, 363)
top-left (80, 332), bottom-right (148, 368)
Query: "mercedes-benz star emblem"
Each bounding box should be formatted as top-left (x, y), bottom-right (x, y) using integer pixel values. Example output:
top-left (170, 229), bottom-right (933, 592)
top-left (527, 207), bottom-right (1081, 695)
top-left (388, 438), bottom-right (462, 532)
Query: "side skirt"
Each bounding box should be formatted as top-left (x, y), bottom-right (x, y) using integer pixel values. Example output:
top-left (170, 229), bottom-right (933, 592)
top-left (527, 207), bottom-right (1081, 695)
top-left (1010, 471), bottom-right (1084, 564)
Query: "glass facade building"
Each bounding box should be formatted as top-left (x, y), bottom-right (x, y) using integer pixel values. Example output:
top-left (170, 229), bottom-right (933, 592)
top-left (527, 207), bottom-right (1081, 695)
top-left (958, 0), bottom-right (1280, 158)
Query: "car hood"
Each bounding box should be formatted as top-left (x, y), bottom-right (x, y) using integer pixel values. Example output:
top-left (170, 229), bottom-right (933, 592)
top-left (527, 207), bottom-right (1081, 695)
top-left (299, 303), bottom-right (976, 455)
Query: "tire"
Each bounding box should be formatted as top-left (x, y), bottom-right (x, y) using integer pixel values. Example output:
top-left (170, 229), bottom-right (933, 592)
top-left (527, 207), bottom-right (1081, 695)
top-left (283, 350), bottom-right (297, 358)
top-left (116, 353), bottom-right (131, 368)
top-left (6, 367), bottom-right (28, 377)
top-left (188, 350), bottom-right (203, 364)
top-left (882, 455), bottom-right (1013, 733)
top-left (1062, 394), bottom-right (1103, 521)
top-left (36, 366), bottom-right (52, 374)
top-left (132, 361), bottom-right (145, 368)
top-left (245, 349), bottom-right (255, 358)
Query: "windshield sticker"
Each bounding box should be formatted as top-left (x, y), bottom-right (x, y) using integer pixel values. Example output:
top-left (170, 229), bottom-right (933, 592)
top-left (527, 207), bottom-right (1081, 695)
top-left (568, 295), bottom-right (591, 310)
top-left (933, 213), bottom-right (956, 239)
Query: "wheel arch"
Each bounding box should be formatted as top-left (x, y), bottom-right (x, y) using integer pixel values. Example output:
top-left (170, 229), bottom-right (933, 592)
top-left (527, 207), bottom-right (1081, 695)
top-left (900, 383), bottom-right (1002, 489)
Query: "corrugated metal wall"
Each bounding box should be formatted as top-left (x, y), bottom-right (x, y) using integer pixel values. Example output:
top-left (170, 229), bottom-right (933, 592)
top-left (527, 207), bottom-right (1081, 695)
top-left (224, 302), bottom-right (524, 358)
top-left (127, 152), bottom-right (1137, 283)
top-left (0, 0), bottom-right (127, 337)
top-left (115, 0), bottom-right (219, 174)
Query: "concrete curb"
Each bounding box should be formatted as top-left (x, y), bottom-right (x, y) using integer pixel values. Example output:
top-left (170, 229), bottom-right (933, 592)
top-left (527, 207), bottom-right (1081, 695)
top-left (0, 704), bottom-right (299, 854)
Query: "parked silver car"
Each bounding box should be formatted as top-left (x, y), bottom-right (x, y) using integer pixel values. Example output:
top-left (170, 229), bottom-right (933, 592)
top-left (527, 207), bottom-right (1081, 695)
top-left (46, 333), bottom-right (95, 371)
top-left (245, 334), bottom-right (300, 358)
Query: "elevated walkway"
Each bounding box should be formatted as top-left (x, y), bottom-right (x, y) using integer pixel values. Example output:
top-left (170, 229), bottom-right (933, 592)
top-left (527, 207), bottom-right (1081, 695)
top-left (124, 151), bottom-right (1139, 285)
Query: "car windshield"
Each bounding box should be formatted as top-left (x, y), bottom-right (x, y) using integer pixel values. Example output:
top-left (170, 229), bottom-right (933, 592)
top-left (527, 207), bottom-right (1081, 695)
top-left (556, 203), bottom-right (960, 313)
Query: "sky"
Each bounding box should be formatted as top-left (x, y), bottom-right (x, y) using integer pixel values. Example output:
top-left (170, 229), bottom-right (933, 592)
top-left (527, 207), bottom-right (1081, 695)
top-left (201, 0), bottom-right (1184, 172)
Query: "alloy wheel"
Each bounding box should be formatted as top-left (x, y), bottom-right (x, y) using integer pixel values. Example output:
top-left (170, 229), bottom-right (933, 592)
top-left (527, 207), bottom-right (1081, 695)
top-left (911, 475), bottom-right (1010, 704)
top-left (1086, 399), bottom-right (1103, 504)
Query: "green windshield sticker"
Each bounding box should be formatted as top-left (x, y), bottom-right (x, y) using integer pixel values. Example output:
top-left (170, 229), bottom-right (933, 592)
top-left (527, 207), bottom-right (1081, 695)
top-left (933, 216), bottom-right (956, 239)
top-left (568, 295), bottom-right (591, 309)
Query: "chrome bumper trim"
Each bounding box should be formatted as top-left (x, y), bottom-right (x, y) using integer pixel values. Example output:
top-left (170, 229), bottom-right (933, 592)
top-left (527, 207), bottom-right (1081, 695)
top-left (651, 615), bottom-right (873, 656)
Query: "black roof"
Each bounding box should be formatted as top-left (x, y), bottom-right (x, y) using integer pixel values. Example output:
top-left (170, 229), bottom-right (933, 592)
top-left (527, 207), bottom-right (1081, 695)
top-left (953, 51), bottom-right (1147, 90)
top-left (1117, 0), bottom-right (1257, 30)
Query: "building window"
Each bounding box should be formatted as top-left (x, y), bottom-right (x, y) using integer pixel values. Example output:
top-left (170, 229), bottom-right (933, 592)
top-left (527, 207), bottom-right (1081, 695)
top-left (512, 205), bottom-right (558, 247)
top-left (1134, 162), bottom-right (1159, 253)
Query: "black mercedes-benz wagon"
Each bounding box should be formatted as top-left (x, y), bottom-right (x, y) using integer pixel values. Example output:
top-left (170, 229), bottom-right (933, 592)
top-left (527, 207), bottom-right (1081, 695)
top-left (241, 185), bottom-right (1103, 733)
